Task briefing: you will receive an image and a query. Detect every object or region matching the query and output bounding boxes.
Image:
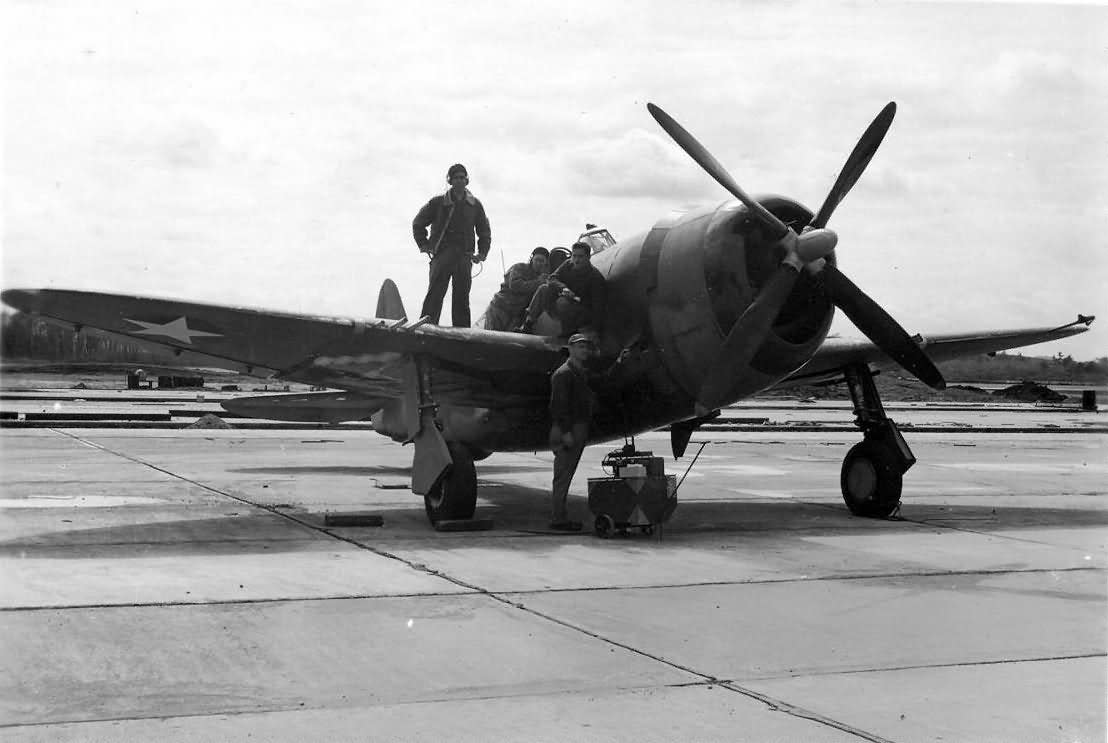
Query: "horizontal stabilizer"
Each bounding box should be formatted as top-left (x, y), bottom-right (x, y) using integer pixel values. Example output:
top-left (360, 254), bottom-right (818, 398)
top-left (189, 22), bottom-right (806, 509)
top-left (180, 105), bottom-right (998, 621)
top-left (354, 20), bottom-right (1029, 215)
top-left (221, 391), bottom-right (387, 423)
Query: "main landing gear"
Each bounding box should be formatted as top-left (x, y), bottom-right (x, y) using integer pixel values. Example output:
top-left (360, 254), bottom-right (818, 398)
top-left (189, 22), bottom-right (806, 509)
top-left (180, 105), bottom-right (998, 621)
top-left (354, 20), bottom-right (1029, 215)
top-left (839, 364), bottom-right (916, 518)
top-left (424, 442), bottom-right (477, 524)
top-left (408, 356), bottom-right (480, 527)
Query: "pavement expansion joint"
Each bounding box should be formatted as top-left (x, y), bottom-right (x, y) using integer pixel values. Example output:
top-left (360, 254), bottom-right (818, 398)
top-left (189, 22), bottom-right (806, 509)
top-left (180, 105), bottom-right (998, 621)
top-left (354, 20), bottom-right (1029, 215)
top-left (735, 651), bottom-right (1108, 684)
top-left (0, 590), bottom-right (485, 613)
top-left (0, 679), bottom-right (724, 733)
top-left (896, 513), bottom-right (1108, 551)
top-left (41, 430), bottom-right (542, 599)
top-left (497, 564), bottom-right (1105, 596)
top-left (719, 681), bottom-right (896, 743)
top-left (492, 593), bottom-right (899, 743)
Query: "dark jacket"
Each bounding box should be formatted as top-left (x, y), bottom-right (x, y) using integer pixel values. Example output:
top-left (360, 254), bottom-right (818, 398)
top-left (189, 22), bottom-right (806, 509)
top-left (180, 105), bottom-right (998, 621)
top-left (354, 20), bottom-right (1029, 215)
top-left (550, 260), bottom-right (607, 330)
top-left (412, 188), bottom-right (491, 259)
top-left (549, 360), bottom-right (594, 432)
top-left (490, 262), bottom-right (546, 312)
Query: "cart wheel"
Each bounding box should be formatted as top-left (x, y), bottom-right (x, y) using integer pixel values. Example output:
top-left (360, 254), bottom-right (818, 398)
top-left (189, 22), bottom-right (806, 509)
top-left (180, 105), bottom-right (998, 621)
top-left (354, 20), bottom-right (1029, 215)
top-left (642, 524), bottom-right (654, 536)
top-left (594, 514), bottom-right (614, 538)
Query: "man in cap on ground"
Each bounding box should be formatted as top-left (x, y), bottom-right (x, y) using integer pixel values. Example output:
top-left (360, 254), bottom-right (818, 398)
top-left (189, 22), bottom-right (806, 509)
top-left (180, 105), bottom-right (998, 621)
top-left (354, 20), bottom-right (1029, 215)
top-left (412, 163), bottom-right (492, 327)
top-left (481, 247), bottom-right (549, 331)
top-left (546, 332), bottom-right (599, 531)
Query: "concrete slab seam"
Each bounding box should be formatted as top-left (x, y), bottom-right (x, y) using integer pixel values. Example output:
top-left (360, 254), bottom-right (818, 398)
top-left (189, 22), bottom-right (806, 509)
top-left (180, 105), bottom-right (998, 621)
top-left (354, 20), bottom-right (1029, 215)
top-left (0, 679), bottom-right (718, 732)
top-left (47, 428), bottom-right (325, 538)
top-left (496, 596), bottom-right (893, 742)
top-left (791, 497), bottom-right (1106, 556)
top-left (893, 512), bottom-right (1108, 552)
top-left (735, 652), bottom-right (1107, 683)
top-left (718, 681), bottom-right (896, 743)
top-left (46, 430), bottom-right (492, 598)
top-left (492, 565), bottom-right (1106, 596)
top-left (0, 590), bottom-right (490, 613)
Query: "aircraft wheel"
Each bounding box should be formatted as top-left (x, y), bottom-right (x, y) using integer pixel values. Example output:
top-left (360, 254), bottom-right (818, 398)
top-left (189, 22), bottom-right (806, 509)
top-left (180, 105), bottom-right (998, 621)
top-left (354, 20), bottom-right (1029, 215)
top-left (424, 443), bottom-right (477, 525)
top-left (841, 440), bottom-right (902, 518)
top-left (594, 514), bottom-right (614, 538)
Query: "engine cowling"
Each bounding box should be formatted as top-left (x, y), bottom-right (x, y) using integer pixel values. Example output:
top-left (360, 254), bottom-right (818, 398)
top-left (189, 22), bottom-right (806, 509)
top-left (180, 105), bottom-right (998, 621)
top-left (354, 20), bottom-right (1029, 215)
top-left (597, 196), bottom-right (834, 410)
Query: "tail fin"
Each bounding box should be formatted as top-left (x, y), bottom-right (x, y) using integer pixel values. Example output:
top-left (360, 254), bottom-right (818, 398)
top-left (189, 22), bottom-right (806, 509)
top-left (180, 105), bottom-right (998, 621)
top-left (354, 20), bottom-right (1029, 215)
top-left (375, 279), bottom-right (407, 321)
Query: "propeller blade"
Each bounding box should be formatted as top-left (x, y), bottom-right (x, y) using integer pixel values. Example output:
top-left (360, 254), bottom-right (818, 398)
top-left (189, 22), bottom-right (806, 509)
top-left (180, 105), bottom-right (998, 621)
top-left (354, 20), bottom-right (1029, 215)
top-left (697, 265), bottom-right (800, 412)
top-left (810, 102), bottom-right (897, 229)
top-left (647, 102), bottom-right (789, 238)
top-left (697, 228), bottom-right (839, 412)
top-left (824, 264), bottom-right (946, 389)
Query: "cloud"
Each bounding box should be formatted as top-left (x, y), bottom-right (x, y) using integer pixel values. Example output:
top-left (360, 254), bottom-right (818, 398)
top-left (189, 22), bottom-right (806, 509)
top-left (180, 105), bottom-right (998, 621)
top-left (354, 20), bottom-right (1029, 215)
top-left (156, 119), bottom-right (223, 169)
top-left (561, 128), bottom-right (718, 201)
top-left (4, 1), bottom-right (1105, 362)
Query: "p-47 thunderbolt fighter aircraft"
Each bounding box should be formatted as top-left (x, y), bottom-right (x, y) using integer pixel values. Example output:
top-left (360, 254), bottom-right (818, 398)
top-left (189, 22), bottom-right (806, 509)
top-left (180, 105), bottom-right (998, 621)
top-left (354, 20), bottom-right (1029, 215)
top-left (2, 102), bottom-right (1093, 527)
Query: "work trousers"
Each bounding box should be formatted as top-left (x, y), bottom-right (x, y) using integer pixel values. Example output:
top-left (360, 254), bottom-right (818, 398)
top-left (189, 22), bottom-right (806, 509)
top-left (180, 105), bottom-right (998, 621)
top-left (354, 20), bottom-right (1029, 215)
top-left (526, 286), bottom-right (589, 336)
top-left (420, 249), bottom-right (473, 327)
top-left (482, 301), bottom-right (522, 332)
top-left (550, 422), bottom-right (588, 522)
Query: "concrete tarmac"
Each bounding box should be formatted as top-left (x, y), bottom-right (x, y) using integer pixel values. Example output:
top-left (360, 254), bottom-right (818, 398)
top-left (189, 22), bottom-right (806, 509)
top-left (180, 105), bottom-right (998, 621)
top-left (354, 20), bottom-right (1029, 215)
top-left (1, 417), bottom-right (1105, 741)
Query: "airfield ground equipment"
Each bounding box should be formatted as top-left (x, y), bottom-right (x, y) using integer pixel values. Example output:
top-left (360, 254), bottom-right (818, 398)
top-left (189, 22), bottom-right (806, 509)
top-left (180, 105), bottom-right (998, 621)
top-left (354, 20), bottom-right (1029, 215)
top-left (587, 443), bottom-right (677, 538)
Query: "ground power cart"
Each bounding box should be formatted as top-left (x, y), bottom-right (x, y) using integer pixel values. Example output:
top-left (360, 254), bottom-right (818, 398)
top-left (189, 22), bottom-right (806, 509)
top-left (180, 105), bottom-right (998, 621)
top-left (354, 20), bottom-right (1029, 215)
top-left (587, 446), bottom-right (677, 537)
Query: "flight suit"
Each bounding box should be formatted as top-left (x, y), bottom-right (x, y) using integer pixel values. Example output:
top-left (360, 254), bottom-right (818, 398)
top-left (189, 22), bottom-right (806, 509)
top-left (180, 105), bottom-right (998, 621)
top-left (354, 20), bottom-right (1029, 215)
top-left (412, 189), bottom-right (491, 327)
top-left (524, 259), bottom-right (607, 335)
top-left (484, 261), bottom-right (547, 331)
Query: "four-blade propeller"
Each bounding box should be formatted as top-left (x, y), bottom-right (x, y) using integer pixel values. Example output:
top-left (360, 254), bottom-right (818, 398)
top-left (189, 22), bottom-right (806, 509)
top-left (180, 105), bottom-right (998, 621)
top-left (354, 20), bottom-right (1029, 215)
top-left (647, 101), bottom-right (945, 413)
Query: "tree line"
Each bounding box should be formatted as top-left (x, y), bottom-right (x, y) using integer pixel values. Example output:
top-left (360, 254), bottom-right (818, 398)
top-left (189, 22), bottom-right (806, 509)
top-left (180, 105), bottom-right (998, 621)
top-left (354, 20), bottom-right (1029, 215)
top-left (1, 310), bottom-right (178, 365)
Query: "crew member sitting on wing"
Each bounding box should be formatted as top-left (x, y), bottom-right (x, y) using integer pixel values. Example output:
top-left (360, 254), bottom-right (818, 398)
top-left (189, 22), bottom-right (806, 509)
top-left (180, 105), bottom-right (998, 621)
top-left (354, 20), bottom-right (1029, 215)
top-left (518, 241), bottom-right (606, 336)
top-left (482, 247), bottom-right (549, 331)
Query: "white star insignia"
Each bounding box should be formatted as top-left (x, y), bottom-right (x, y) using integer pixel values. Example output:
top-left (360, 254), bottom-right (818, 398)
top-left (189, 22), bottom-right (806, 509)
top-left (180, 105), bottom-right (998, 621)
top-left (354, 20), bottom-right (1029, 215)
top-left (123, 316), bottom-right (223, 345)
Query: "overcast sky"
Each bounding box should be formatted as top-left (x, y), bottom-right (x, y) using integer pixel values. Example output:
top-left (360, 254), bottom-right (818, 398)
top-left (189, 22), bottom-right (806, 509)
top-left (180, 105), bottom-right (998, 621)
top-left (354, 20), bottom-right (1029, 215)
top-left (4, 0), bottom-right (1106, 360)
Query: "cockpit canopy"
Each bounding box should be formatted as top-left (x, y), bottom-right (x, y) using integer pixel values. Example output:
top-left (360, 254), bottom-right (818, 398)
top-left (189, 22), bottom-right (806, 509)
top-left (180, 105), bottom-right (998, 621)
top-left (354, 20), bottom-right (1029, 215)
top-left (576, 224), bottom-right (617, 255)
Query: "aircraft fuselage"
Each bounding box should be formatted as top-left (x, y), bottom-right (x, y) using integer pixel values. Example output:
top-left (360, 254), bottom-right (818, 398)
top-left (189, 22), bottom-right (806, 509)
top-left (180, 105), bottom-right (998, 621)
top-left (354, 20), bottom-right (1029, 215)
top-left (376, 196), bottom-right (837, 454)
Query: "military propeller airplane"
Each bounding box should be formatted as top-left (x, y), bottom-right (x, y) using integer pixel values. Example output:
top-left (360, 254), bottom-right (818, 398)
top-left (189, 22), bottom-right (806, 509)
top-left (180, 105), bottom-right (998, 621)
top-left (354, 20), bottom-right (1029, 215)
top-left (2, 101), bottom-right (1093, 528)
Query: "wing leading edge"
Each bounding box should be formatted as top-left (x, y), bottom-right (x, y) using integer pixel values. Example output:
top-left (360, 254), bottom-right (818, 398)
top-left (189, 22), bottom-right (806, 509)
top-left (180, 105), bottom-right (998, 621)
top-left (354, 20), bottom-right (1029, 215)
top-left (1, 288), bottom-right (566, 406)
top-left (781, 315), bottom-right (1095, 387)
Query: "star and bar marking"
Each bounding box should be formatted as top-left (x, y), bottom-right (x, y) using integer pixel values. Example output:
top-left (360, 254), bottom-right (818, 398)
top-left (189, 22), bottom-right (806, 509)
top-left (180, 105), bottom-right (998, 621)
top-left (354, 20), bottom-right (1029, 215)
top-left (123, 316), bottom-right (223, 344)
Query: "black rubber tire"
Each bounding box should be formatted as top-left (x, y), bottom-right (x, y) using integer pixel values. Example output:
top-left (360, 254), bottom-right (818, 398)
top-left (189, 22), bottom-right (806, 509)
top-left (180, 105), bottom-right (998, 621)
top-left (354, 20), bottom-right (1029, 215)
top-left (424, 443), bottom-right (477, 525)
top-left (594, 514), bottom-right (614, 538)
top-left (841, 439), bottom-right (903, 518)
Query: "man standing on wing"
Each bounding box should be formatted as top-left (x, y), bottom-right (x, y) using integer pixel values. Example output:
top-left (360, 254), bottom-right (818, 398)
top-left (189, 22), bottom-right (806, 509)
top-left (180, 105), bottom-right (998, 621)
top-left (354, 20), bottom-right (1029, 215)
top-left (412, 163), bottom-right (491, 327)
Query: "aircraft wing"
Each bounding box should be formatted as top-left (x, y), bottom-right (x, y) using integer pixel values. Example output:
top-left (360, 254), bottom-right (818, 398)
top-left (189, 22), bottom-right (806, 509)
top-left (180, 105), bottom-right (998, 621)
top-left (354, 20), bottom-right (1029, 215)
top-left (781, 316), bottom-right (1095, 386)
top-left (0, 289), bottom-right (565, 406)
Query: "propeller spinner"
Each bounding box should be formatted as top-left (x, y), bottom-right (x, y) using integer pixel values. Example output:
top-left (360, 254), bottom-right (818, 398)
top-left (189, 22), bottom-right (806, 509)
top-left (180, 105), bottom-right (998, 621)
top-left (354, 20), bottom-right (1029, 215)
top-left (647, 101), bottom-right (945, 413)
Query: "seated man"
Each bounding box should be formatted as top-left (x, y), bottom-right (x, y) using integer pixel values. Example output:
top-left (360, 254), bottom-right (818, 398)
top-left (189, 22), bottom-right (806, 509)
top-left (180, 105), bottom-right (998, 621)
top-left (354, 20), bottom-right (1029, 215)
top-left (483, 247), bottom-right (549, 331)
top-left (519, 241), bottom-right (606, 337)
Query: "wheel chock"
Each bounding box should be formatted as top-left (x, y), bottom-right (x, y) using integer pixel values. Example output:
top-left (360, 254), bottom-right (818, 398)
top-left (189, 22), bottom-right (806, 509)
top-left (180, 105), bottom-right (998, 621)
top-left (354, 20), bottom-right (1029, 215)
top-left (324, 512), bottom-right (384, 527)
top-left (433, 518), bottom-right (495, 532)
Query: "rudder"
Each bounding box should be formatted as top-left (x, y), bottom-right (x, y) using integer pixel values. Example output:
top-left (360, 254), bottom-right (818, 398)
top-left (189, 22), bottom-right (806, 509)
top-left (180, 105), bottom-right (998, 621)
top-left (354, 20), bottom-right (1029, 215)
top-left (376, 279), bottom-right (407, 321)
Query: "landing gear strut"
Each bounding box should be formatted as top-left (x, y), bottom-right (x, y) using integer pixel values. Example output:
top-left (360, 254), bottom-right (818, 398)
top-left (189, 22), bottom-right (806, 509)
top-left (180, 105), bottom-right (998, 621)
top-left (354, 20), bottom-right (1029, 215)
top-left (408, 356), bottom-right (478, 527)
top-left (840, 364), bottom-right (915, 518)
